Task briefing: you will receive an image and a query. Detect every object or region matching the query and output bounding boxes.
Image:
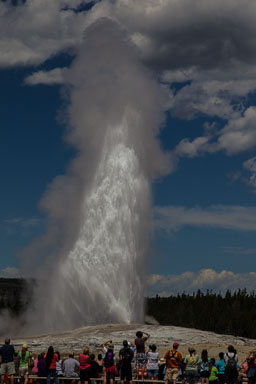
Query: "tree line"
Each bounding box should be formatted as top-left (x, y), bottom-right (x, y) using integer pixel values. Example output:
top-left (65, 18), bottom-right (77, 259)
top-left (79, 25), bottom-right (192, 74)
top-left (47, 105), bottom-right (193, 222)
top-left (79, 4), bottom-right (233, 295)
top-left (146, 289), bottom-right (256, 339)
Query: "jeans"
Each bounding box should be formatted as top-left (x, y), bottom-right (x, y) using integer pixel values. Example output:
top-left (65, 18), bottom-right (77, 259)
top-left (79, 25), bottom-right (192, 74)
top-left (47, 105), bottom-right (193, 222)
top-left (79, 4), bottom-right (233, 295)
top-left (47, 369), bottom-right (59, 384)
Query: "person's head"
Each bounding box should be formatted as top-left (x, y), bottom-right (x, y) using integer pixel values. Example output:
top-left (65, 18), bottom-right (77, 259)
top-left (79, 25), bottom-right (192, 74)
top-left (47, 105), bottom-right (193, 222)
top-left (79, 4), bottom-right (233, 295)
top-left (45, 346), bottom-right (54, 370)
top-left (83, 347), bottom-right (89, 355)
top-left (150, 344), bottom-right (157, 352)
top-left (22, 344), bottom-right (27, 356)
top-left (201, 349), bottom-right (208, 362)
top-left (173, 342), bottom-right (179, 350)
top-left (90, 354), bottom-right (95, 361)
top-left (69, 353), bottom-right (74, 358)
top-left (97, 354), bottom-right (102, 360)
top-left (136, 331), bottom-right (143, 339)
top-left (188, 347), bottom-right (195, 355)
top-left (123, 340), bottom-right (128, 348)
top-left (219, 352), bottom-right (224, 359)
top-left (211, 358), bottom-right (215, 365)
top-left (38, 353), bottom-right (43, 360)
top-left (108, 344), bottom-right (114, 351)
top-left (5, 337), bottom-right (10, 345)
top-left (228, 345), bottom-right (235, 353)
top-left (56, 351), bottom-right (61, 360)
top-left (47, 346), bottom-right (54, 354)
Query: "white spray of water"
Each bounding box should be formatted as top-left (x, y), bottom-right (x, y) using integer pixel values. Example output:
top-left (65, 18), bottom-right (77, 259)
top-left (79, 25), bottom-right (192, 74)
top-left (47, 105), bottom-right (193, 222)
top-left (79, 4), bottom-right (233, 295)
top-left (19, 19), bottom-right (172, 334)
top-left (60, 120), bottom-right (149, 325)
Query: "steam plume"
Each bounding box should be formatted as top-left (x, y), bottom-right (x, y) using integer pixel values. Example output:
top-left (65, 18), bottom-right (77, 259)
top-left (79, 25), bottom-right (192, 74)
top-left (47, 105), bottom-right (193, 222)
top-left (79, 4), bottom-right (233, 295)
top-left (20, 18), bottom-right (171, 333)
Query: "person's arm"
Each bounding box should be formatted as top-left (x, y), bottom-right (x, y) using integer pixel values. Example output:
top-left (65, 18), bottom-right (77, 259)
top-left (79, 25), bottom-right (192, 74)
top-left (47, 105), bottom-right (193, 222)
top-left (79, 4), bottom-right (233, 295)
top-left (75, 360), bottom-right (80, 368)
top-left (102, 340), bottom-right (112, 348)
top-left (143, 332), bottom-right (150, 340)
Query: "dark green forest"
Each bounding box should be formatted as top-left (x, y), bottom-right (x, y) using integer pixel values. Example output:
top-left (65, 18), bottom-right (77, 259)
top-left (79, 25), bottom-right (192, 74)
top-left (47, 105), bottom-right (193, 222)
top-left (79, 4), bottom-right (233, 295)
top-left (146, 289), bottom-right (256, 339)
top-left (1, 280), bottom-right (256, 339)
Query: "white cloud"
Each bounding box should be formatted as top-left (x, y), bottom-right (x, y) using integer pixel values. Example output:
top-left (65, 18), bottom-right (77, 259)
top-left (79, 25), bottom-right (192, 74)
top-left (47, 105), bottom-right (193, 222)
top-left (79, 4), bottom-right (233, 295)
top-left (155, 205), bottom-right (256, 232)
top-left (0, 267), bottom-right (22, 278)
top-left (4, 217), bottom-right (40, 228)
top-left (24, 67), bottom-right (67, 85)
top-left (221, 246), bottom-right (256, 255)
top-left (218, 107), bottom-right (256, 154)
top-left (146, 269), bottom-right (256, 296)
top-left (175, 107), bottom-right (256, 158)
top-left (0, 0), bottom-right (103, 67)
top-left (243, 157), bottom-right (256, 191)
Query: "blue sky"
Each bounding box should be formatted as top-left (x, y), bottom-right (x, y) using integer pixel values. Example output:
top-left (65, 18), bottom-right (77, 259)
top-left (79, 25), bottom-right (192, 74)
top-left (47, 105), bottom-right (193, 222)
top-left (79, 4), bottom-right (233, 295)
top-left (1, 0), bottom-right (256, 295)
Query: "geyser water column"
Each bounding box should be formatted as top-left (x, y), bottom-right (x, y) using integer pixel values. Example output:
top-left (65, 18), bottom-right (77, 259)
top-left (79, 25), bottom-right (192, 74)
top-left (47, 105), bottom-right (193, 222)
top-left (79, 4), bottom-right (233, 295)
top-left (59, 117), bottom-right (150, 325)
top-left (23, 19), bottom-right (171, 333)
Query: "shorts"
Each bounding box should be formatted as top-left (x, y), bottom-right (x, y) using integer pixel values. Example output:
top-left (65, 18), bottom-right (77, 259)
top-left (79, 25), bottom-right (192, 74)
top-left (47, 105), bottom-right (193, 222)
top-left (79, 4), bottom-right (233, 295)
top-left (248, 368), bottom-right (256, 378)
top-left (166, 368), bottom-right (179, 381)
top-left (200, 371), bottom-right (210, 378)
top-left (136, 353), bottom-right (147, 368)
top-left (120, 367), bottom-right (132, 381)
top-left (147, 369), bottom-right (159, 377)
top-left (106, 365), bottom-right (116, 380)
top-left (80, 368), bottom-right (91, 383)
top-left (19, 366), bottom-right (29, 376)
top-left (1, 362), bottom-right (15, 375)
top-left (185, 369), bottom-right (199, 384)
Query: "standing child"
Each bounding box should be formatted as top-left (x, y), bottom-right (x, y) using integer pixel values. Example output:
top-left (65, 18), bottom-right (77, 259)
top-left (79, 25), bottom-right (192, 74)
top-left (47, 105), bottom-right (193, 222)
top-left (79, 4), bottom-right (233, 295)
top-left (209, 358), bottom-right (218, 384)
top-left (216, 353), bottom-right (226, 384)
top-left (198, 349), bottom-right (211, 384)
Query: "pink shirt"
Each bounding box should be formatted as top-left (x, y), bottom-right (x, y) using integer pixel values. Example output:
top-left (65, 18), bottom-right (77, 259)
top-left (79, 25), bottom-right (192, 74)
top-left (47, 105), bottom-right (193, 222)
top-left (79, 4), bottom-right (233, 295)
top-left (79, 354), bottom-right (90, 370)
top-left (44, 353), bottom-right (58, 369)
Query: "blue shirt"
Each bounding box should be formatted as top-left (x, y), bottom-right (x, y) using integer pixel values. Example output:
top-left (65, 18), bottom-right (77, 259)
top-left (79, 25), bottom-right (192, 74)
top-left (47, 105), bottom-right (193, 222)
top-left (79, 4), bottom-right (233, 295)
top-left (216, 360), bottom-right (225, 375)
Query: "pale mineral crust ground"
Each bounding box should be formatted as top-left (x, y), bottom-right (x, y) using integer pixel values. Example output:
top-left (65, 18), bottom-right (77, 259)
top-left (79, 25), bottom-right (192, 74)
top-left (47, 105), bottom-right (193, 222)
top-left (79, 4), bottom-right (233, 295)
top-left (11, 324), bottom-right (256, 362)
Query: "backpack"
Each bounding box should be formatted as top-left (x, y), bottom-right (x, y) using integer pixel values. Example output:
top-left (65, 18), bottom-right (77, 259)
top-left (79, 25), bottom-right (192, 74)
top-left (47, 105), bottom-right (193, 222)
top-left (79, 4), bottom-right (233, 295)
top-left (226, 354), bottom-right (237, 370)
top-left (169, 350), bottom-right (179, 363)
top-left (104, 351), bottom-right (114, 368)
top-left (120, 348), bottom-right (133, 366)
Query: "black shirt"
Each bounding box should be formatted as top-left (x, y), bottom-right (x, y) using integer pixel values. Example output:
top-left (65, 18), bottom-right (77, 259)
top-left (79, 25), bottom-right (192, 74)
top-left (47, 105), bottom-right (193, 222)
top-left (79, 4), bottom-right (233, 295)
top-left (0, 344), bottom-right (15, 363)
top-left (90, 361), bottom-right (99, 378)
top-left (119, 347), bottom-right (134, 368)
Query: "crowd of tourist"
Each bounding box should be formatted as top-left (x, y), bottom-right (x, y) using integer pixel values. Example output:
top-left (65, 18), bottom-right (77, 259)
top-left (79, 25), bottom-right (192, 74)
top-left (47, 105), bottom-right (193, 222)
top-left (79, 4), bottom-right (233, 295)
top-left (0, 331), bottom-right (255, 384)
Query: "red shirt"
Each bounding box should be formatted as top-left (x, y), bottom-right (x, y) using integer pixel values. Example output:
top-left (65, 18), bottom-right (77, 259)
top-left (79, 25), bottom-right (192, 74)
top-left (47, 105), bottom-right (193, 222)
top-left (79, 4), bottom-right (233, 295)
top-left (44, 353), bottom-right (58, 369)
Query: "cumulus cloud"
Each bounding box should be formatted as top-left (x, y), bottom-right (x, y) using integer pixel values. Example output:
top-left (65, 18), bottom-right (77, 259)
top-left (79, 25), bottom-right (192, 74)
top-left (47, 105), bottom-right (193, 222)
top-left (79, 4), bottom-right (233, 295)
top-left (2, 0), bottom-right (256, 164)
top-left (24, 67), bottom-right (67, 85)
top-left (146, 269), bottom-right (256, 296)
top-left (175, 107), bottom-right (256, 158)
top-left (243, 156), bottom-right (256, 191)
top-left (155, 205), bottom-right (256, 232)
top-left (0, 0), bottom-right (102, 67)
top-left (0, 267), bottom-right (22, 278)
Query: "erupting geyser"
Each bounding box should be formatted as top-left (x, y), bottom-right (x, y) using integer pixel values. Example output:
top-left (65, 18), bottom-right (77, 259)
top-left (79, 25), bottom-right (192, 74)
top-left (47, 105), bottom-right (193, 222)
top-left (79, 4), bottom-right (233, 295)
top-left (21, 19), bottom-right (171, 334)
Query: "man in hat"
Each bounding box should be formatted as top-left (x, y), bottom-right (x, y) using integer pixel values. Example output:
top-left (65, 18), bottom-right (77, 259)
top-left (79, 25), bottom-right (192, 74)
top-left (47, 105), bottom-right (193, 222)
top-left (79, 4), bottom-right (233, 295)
top-left (0, 338), bottom-right (15, 384)
top-left (164, 342), bottom-right (182, 384)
